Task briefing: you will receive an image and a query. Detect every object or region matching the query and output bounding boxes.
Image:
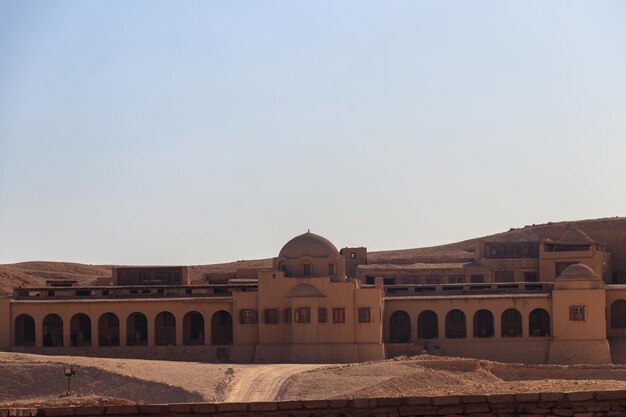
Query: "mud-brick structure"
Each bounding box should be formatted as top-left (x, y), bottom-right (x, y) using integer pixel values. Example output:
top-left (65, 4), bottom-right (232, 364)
top-left (3, 223), bottom-right (626, 364)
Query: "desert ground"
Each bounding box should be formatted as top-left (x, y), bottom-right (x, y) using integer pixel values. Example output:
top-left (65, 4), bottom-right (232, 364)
top-left (6, 353), bottom-right (626, 407)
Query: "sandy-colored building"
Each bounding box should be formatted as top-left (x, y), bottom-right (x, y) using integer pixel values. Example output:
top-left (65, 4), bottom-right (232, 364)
top-left (1, 227), bottom-right (625, 364)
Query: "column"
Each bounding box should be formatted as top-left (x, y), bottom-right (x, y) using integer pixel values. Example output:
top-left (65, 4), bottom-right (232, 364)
top-left (175, 315), bottom-right (184, 346)
top-left (204, 311), bottom-right (211, 345)
top-left (91, 316), bottom-right (99, 347)
top-left (147, 315), bottom-right (155, 346)
top-left (119, 314), bottom-right (127, 347)
top-left (35, 316), bottom-right (44, 348)
top-left (493, 311), bottom-right (501, 338)
top-left (63, 315), bottom-right (71, 347)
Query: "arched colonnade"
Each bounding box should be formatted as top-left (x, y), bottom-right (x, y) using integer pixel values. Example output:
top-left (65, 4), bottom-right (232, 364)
top-left (387, 308), bottom-right (550, 343)
top-left (13, 310), bottom-right (233, 348)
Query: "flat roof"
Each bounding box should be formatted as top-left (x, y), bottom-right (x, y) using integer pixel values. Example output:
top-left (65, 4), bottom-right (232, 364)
top-left (384, 293), bottom-right (551, 301)
top-left (10, 296), bottom-right (233, 304)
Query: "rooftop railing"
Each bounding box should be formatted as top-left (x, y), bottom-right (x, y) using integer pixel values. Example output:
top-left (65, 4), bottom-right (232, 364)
top-left (11, 283), bottom-right (258, 300)
top-left (384, 282), bottom-right (554, 297)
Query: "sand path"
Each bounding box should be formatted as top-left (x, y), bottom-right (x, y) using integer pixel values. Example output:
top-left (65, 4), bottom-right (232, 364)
top-left (225, 364), bottom-right (325, 402)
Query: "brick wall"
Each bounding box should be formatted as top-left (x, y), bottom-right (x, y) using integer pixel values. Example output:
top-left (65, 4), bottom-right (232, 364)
top-left (6, 390), bottom-right (626, 417)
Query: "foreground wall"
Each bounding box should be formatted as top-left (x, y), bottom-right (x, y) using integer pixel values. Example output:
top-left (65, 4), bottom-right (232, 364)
top-left (9, 390), bottom-right (626, 417)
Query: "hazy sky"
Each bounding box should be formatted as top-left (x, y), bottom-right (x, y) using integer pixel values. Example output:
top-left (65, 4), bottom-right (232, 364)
top-left (1, 1), bottom-right (625, 265)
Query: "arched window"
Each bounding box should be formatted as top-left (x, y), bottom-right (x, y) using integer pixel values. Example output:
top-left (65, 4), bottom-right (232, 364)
top-left (126, 312), bottom-right (148, 346)
top-left (529, 308), bottom-right (550, 337)
top-left (70, 313), bottom-right (92, 347)
top-left (43, 314), bottom-right (63, 347)
top-left (183, 311), bottom-right (205, 345)
top-left (211, 311), bottom-right (233, 345)
top-left (611, 300), bottom-right (626, 328)
top-left (473, 310), bottom-right (494, 338)
top-left (501, 309), bottom-right (522, 337)
top-left (389, 310), bottom-right (411, 343)
top-left (14, 314), bottom-right (35, 346)
top-left (445, 309), bottom-right (466, 338)
top-left (417, 310), bottom-right (438, 339)
top-left (98, 313), bottom-right (120, 347)
top-left (155, 312), bottom-right (176, 346)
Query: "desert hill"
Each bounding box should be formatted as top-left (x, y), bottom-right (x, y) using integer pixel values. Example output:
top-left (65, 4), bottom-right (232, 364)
top-left (2, 216), bottom-right (625, 295)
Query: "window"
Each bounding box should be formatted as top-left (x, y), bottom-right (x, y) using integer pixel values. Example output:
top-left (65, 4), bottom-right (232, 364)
top-left (264, 309), bottom-right (279, 324)
top-left (295, 307), bottom-right (311, 323)
top-left (569, 306), bottom-right (585, 321)
top-left (163, 313), bottom-right (176, 326)
top-left (239, 309), bottom-right (258, 324)
top-left (358, 307), bottom-right (371, 323)
top-left (332, 308), bottom-right (345, 323)
top-left (303, 263), bottom-right (312, 276)
top-left (425, 276), bottom-right (442, 284)
top-left (495, 271), bottom-right (514, 282)
top-left (470, 275), bottom-right (484, 283)
top-left (284, 308), bottom-right (292, 323)
top-left (485, 243), bottom-right (539, 259)
top-left (350, 252), bottom-right (357, 259)
top-left (503, 309), bottom-right (517, 323)
top-left (318, 308), bottom-right (327, 323)
top-left (448, 275), bottom-right (464, 284)
top-left (450, 310), bottom-right (464, 324)
top-left (365, 276), bottom-right (376, 285)
top-left (328, 263), bottom-right (335, 275)
top-left (524, 271), bottom-right (539, 282)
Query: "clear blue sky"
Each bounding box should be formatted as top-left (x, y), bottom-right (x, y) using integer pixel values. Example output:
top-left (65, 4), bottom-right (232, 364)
top-left (1, 1), bottom-right (625, 265)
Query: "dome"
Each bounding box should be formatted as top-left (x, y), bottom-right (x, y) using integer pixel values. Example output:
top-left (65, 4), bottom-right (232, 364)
top-left (288, 284), bottom-right (325, 298)
top-left (279, 232), bottom-right (339, 258)
top-left (558, 263), bottom-right (596, 280)
top-left (558, 227), bottom-right (594, 245)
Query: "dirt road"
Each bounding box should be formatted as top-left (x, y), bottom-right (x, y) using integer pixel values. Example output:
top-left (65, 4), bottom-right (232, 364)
top-left (225, 364), bottom-right (325, 402)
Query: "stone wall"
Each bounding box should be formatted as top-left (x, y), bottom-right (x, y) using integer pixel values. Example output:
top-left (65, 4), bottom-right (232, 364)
top-left (386, 339), bottom-right (552, 364)
top-left (7, 345), bottom-right (256, 363)
top-left (8, 390), bottom-right (626, 417)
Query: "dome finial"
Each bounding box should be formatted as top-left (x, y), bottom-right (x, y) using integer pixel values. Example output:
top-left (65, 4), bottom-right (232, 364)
top-left (307, 229), bottom-right (310, 233)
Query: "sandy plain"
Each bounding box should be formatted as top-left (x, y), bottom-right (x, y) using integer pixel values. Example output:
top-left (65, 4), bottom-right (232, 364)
top-left (5, 353), bottom-right (626, 407)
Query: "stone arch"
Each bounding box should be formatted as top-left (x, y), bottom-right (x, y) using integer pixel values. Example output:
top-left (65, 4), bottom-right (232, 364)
top-left (473, 309), bottom-right (494, 338)
top-left (43, 314), bottom-right (63, 347)
top-left (126, 312), bottom-right (148, 346)
top-left (388, 310), bottom-right (411, 343)
top-left (183, 311), bottom-right (205, 345)
top-left (501, 308), bottom-right (522, 337)
top-left (611, 300), bottom-right (626, 328)
top-left (211, 311), bottom-right (233, 345)
top-left (98, 312), bottom-right (120, 346)
top-left (445, 309), bottom-right (466, 338)
top-left (14, 314), bottom-right (35, 346)
top-left (155, 312), bottom-right (176, 346)
top-left (529, 308), bottom-right (550, 337)
top-left (417, 310), bottom-right (438, 339)
top-left (70, 313), bottom-right (92, 346)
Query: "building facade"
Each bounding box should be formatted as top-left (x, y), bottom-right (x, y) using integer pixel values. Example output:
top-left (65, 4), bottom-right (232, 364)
top-left (1, 228), bottom-right (626, 364)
